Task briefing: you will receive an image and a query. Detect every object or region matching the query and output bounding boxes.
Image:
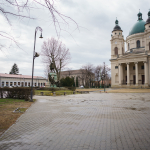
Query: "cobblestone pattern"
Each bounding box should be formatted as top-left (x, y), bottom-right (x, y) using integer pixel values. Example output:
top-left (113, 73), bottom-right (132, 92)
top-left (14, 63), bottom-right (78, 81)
top-left (0, 93), bottom-right (150, 150)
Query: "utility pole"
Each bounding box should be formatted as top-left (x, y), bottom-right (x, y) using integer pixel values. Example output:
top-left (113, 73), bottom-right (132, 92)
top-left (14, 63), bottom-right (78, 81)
top-left (104, 62), bottom-right (105, 92)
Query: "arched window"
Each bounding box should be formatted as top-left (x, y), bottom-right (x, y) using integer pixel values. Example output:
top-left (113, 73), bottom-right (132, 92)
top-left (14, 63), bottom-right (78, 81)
top-left (128, 43), bottom-right (130, 50)
top-left (149, 42), bottom-right (150, 50)
top-left (114, 47), bottom-right (118, 55)
top-left (137, 40), bottom-right (140, 48)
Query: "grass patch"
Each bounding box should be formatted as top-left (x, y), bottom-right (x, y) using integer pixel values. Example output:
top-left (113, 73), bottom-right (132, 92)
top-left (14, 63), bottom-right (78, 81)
top-left (0, 99), bottom-right (34, 136)
top-left (76, 88), bottom-right (103, 92)
top-left (35, 90), bottom-right (77, 96)
top-left (107, 89), bottom-right (150, 93)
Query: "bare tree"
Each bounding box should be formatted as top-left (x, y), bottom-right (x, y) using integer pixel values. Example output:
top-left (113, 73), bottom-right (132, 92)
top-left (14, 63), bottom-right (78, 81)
top-left (94, 65), bottom-right (102, 87)
top-left (80, 63), bottom-right (94, 88)
top-left (78, 68), bottom-right (86, 86)
top-left (41, 37), bottom-right (71, 81)
top-left (0, 0), bottom-right (78, 50)
top-left (100, 62), bottom-right (111, 87)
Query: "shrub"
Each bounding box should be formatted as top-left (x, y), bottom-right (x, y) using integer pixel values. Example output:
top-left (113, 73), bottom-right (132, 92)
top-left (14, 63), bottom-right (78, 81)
top-left (0, 87), bottom-right (34, 101)
top-left (67, 87), bottom-right (76, 91)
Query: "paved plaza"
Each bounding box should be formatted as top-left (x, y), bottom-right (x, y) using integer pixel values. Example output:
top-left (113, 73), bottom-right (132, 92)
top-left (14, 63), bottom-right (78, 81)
top-left (0, 92), bottom-right (150, 150)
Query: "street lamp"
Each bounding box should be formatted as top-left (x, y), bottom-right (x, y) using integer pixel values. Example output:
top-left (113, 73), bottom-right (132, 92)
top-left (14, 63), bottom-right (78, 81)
top-left (103, 73), bottom-right (105, 92)
top-left (30, 26), bottom-right (43, 102)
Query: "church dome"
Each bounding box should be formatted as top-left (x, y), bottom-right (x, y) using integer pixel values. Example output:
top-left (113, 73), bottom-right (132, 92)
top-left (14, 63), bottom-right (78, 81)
top-left (129, 11), bottom-right (146, 36)
top-left (112, 19), bottom-right (122, 32)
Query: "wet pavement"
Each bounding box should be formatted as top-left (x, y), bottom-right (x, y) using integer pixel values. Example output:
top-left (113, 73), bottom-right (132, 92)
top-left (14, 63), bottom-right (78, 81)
top-left (0, 93), bottom-right (150, 150)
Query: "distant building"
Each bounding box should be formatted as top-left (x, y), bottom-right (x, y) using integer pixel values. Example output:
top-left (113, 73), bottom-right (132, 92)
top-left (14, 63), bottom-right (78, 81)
top-left (60, 70), bottom-right (95, 87)
top-left (110, 11), bottom-right (150, 87)
top-left (0, 73), bottom-right (47, 87)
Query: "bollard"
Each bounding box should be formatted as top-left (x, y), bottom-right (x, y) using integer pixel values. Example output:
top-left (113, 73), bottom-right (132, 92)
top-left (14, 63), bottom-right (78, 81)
top-left (64, 92), bottom-right (66, 96)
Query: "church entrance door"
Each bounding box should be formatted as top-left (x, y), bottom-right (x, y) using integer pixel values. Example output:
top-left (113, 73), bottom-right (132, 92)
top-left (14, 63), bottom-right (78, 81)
top-left (133, 75), bottom-right (136, 85)
top-left (142, 75), bottom-right (145, 84)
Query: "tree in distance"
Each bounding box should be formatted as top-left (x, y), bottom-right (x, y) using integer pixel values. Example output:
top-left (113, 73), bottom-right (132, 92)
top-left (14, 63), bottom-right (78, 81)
top-left (9, 63), bottom-right (19, 74)
top-left (0, 0), bottom-right (78, 50)
top-left (60, 77), bottom-right (75, 87)
top-left (41, 37), bottom-right (71, 81)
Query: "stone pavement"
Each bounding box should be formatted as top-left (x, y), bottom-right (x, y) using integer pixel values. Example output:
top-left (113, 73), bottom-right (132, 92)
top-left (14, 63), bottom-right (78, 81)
top-left (0, 93), bottom-right (150, 150)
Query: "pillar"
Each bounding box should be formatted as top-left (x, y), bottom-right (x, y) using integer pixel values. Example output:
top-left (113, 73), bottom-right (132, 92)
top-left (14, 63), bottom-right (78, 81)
top-left (135, 62), bottom-right (138, 85)
top-left (119, 63), bottom-right (122, 85)
top-left (144, 61), bottom-right (148, 85)
top-left (127, 63), bottom-right (130, 85)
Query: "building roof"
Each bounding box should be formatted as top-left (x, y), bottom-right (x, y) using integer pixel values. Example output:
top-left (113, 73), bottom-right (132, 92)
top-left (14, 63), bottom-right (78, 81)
top-left (0, 73), bottom-right (45, 79)
top-left (129, 11), bottom-right (146, 36)
top-left (112, 19), bottom-right (122, 32)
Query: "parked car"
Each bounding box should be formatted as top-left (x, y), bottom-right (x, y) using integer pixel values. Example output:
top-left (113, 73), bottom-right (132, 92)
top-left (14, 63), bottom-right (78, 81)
top-left (80, 85), bottom-right (84, 88)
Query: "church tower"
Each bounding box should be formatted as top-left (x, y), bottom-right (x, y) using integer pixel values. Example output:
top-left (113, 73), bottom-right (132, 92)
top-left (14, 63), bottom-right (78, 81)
top-left (110, 19), bottom-right (125, 59)
top-left (145, 10), bottom-right (150, 51)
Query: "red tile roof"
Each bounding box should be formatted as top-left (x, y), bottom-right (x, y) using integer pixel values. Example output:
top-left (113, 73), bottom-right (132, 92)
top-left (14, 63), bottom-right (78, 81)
top-left (0, 73), bottom-right (45, 79)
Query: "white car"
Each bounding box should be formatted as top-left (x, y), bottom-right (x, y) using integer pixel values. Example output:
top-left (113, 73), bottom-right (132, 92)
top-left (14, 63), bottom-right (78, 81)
top-left (80, 85), bottom-right (84, 88)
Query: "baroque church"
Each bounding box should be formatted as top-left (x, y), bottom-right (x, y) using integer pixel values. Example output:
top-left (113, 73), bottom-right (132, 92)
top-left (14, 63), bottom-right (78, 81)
top-left (110, 10), bottom-right (150, 88)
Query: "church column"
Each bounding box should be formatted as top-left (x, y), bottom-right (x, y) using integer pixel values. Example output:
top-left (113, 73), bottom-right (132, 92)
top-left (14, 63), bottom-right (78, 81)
top-left (119, 63), bottom-right (122, 85)
top-left (144, 61), bottom-right (148, 85)
top-left (127, 63), bottom-right (130, 85)
top-left (135, 62), bottom-right (138, 85)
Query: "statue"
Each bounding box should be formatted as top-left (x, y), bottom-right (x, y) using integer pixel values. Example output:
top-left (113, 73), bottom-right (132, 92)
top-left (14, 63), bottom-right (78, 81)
top-left (48, 58), bottom-right (59, 87)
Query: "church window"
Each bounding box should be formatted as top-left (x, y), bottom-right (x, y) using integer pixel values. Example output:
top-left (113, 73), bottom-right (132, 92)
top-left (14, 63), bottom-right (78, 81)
top-left (128, 43), bottom-right (130, 50)
top-left (114, 47), bottom-right (118, 55)
top-left (115, 66), bottom-right (118, 69)
top-left (115, 33), bottom-right (116, 34)
top-left (137, 40), bottom-right (140, 48)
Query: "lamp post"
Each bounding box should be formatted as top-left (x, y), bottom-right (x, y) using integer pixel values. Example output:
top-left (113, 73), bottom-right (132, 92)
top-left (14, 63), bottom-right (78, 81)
top-left (103, 73), bottom-right (105, 92)
top-left (30, 26), bottom-right (43, 102)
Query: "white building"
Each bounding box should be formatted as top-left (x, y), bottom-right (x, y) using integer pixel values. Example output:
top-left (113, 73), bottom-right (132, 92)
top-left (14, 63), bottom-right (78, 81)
top-left (110, 11), bottom-right (150, 88)
top-left (0, 73), bottom-right (47, 87)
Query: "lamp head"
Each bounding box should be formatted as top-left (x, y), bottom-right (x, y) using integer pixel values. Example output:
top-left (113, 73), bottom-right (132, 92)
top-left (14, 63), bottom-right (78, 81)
top-left (39, 33), bottom-right (43, 38)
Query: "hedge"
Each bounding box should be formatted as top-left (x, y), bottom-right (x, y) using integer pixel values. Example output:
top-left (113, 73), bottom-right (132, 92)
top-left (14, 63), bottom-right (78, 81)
top-left (0, 87), bottom-right (34, 101)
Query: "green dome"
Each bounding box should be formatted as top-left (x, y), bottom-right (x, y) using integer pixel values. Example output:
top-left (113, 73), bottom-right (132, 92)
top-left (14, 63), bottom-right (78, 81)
top-left (129, 20), bottom-right (146, 35)
top-left (129, 11), bottom-right (146, 36)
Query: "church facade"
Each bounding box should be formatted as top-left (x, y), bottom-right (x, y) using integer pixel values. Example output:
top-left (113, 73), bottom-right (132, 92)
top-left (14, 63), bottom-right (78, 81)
top-left (110, 11), bottom-right (150, 88)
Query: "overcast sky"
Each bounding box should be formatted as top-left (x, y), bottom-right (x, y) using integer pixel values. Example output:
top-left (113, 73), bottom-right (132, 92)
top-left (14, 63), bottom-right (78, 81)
top-left (0, 0), bottom-right (150, 77)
